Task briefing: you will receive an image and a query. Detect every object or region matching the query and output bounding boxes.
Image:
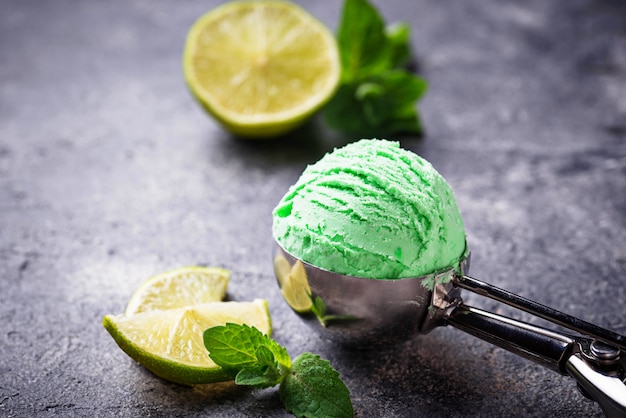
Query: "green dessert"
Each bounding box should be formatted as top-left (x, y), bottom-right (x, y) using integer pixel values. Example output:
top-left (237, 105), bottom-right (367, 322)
top-left (272, 139), bottom-right (466, 279)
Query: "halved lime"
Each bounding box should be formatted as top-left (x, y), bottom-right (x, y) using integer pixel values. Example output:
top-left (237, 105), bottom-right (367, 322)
top-left (103, 299), bottom-right (271, 385)
top-left (182, 0), bottom-right (341, 138)
top-left (125, 266), bottom-right (230, 316)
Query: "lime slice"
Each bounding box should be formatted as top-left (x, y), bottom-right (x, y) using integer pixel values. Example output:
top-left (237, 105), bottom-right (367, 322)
top-left (183, 0), bottom-right (341, 138)
top-left (103, 299), bottom-right (271, 385)
top-left (125, 266), bottom-right (230, 316)
top-left (274, 256), bottom-right (312, 313)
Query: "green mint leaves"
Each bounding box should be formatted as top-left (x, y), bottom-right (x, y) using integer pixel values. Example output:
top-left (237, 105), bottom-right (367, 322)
top-left (279, 353), bottom-right (354, 418)
top-left (204, 323), bottom-right (354, 418)
top-left (337, 0), bottom-right (392, 81)
top-left (203, 323), bottom-right (290, 388)
top-left (324, 0), bottom-right (427, 137)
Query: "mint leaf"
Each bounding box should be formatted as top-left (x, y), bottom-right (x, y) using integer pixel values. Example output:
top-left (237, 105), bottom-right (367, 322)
top-left (326, 0), bottom-right (427, 137)
top-left (203, 323), bottom-right (290, 378)
top-left (386, 22), bottom-right (411, 69)
top-left (279, 353), bottom-right (354, 418)
top-left (234, 366), bottom-right (274, 387)
top-left (255, 344), bottom-right (276, 367)
top-left (325, 70), bottom-right (426, 136)
top-left (338, 0), bottom-right (392, 82)
top-left (234, 345), bottom-right (283, 388)
top-left (310, 295), bottom-right (327, 322)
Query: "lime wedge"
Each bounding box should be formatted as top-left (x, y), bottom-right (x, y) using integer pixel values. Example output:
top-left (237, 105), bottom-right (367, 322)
top-left (125, 266), bottom-right (230, 316)
top-left (103, 299), bottom-right (271, 385)
top-left (183, 0), bottom-right (340, 138)
top-left (275, 256), bottom-right (312, 313)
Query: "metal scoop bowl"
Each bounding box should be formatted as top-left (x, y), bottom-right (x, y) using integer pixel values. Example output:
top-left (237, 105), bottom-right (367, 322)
top-left (273, 243), bottom-right (626, 417)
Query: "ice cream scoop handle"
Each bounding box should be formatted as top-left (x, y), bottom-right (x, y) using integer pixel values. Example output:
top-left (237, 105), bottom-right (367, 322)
top-left (566, 354), bottom-right (626, 417)
top-left (454, 275), bottom-right (626, 350)
top-left (448, 305), bottom-right (626, 416)
top-left (447, 304), bottom-right (575, 373)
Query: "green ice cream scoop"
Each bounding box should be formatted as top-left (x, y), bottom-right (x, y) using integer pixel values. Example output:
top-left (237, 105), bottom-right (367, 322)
top-left (272, 138), bottom-right (466, 279)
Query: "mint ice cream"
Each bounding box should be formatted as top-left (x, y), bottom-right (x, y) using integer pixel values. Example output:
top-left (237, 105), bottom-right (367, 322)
top-left (272, 139), bottom-right (466, 279)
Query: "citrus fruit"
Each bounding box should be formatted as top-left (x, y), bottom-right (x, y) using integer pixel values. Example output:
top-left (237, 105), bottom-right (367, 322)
top-left (124, 266), bottom-right (230, 316)
top-left (182, 0), bottom-right (341, 138)
top-left (274, 256), bottom-right (312, 312)
top-left (103, 299), bottom-right (271, 385)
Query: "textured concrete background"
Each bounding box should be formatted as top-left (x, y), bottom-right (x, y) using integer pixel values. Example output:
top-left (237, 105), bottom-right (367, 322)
top-left (1, 0), bottom-right (625, 416)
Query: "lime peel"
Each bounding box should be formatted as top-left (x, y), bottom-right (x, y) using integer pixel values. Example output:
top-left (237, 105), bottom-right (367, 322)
top-left (104, 299), bottom-right (272, 385)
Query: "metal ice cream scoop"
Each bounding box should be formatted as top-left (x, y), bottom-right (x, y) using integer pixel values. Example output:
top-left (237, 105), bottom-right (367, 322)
top-left (273, 243), bottom-right (626, 417)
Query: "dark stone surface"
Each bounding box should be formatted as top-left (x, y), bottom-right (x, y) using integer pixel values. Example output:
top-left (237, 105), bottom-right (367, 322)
top-left (1, 0), bottom-right (625, 416)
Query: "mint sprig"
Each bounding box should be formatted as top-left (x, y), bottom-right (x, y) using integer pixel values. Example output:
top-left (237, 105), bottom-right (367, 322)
top-left (203, 322), bottom-right (290, 385)
top-left (204, 323), bottom-right (354, 418)
top-left (324, 0), bottom-right (427, 137)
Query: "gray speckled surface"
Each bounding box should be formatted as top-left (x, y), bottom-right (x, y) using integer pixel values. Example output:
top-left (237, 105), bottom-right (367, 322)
top-left (1, 0), bottom-right (625, 417)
